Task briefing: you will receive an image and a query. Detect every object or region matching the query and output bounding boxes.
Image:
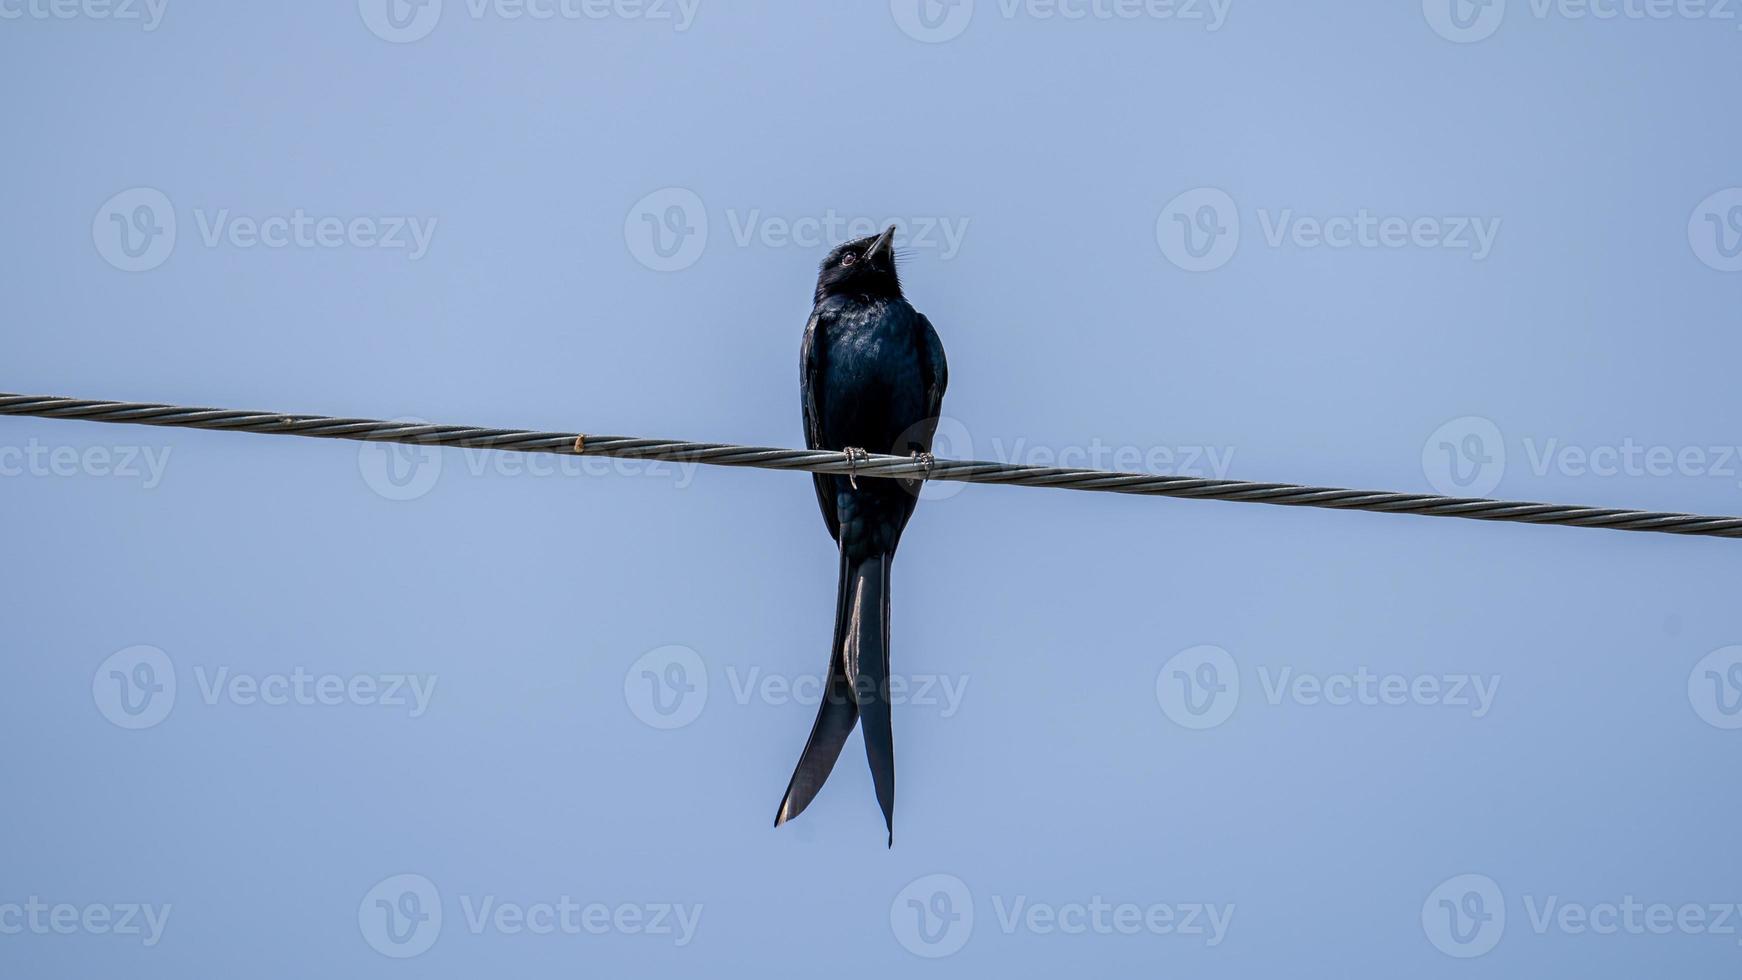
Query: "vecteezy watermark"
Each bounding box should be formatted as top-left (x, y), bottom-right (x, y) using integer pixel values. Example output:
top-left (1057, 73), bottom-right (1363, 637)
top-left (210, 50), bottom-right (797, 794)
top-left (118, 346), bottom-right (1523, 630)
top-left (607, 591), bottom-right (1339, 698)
top-left (888, 0), bottom-right (1231, 43)
top-left (909, 422), bottom-right (1236, 503)
top-left (455, 895), bottom-right (701, 945)
top-left (91, 646), bottom-right (177, 730)
top-left (359, 874), bottom-right (443, 958)
top-left (1156, 645), bottom-right (1500, 730)
top-left (356, 420), bottom-right (444, 502)
top-left (1255, 667), bottom-right (1499, 717)
top-left (0, 0), bottom-right (168, 30)
top-left (1422, 873), bottom-right (1742, 957)
top-left (91, 187), bottom-right (175, 273)
top-left (358, 873), bottom-right (701, 958)
top-left (93, 188), bottom-right (437, 272)
top-left (0, 440), bottom-right (171, 489)
top-left (1424, 0), bottom-right (1742, 43)
top-left (891, 874), bottom-right (975, 958)
top-left (622, 645), bottom-right (970, 730)
top-left (1157, 188), bottom-right (1500, 271)
top-left (91, 646), bottom-right (437, 729)
top-left (1154, 645), bottom-right (1240, 730)
top-left (192, 666), bottom-right (437, 717)
top-left (1688, 645), bottom-right (1742, 730)
top-left (1254, 209), bottom-right (1500, 260)
top-left (1422, 415), bottom-right (1742, 497)
top-left (0, 898), bottom-right (172, 948)
top-left (1422, 416), bottom-right (1506, 497)
top-left (1155, 188), bottom-right (1240, 272)
top-left (358, 0), bottom-right (700, 43)
top-left (723, 667), bottom-right (969, 716)
top-left (888, 873), bottom-right (1232, 958)
top-left (623, 645), bottom-right (708, 730)
top-left (1521, 895), bottom-right (1742, 945)
top-left (984, 436), bottom-right (1235, 479)
top-left (623, 187), bottom-right (971, 272)
top-left (1689, 188), bottom-right (1742, 273)
top-left (356, 426), bottom-right (701, 502)
top-left (1422, 874), bottom-right (1506, 957)
top-left (1420, 0), bottom-right (1508, 42)
top-left (191, 209), bottom-right (436, 259)
top-left (723, 210), bottom-right (968, 259)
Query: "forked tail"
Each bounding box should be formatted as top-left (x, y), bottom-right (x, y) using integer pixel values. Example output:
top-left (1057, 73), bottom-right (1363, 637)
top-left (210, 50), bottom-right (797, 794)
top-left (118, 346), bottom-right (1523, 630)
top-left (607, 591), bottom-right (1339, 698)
top-left (775, 549), bottom-right (895, 844)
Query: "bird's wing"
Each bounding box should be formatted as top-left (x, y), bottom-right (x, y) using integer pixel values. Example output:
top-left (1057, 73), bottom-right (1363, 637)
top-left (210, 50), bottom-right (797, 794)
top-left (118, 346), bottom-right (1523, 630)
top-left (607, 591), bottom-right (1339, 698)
top-left (801, 307), bottom-right (840, 541)
top-left (919, 312), bottom-right (949, 420)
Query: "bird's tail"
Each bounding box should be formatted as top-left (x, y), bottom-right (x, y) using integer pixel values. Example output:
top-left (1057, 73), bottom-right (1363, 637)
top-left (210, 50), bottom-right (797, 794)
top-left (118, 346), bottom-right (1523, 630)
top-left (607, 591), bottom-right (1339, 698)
top-left (775, 548), bottom-right (896, 844)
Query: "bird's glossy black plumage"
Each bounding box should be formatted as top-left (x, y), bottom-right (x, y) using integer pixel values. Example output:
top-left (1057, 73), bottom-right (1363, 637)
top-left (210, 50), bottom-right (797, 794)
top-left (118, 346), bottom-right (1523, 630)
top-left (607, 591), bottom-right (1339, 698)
top-left (775, 226), bottom-right (947, 845)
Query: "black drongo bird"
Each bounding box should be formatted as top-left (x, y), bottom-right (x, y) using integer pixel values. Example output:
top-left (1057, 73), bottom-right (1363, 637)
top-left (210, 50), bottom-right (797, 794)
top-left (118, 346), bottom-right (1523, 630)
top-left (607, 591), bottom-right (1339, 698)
top-left (775, 225), bottom-right (948, 845)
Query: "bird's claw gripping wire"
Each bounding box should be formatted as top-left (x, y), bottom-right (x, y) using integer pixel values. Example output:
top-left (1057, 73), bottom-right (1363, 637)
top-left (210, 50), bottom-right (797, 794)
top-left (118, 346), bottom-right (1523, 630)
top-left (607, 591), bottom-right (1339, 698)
top-left (910, 451), bottom-right (935, 479)
top-left (843, 446), bottom-right (871, 489)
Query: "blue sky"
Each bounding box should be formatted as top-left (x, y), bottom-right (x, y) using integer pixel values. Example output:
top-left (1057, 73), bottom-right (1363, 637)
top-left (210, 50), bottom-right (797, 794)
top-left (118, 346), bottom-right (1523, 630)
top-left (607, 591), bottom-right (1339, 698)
top-left (3, 1), bottom-right (1742, 976)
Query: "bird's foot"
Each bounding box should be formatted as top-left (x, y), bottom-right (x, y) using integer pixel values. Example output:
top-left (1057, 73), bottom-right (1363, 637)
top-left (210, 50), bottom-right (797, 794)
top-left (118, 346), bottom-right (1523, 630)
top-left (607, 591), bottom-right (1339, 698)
top-left (843, 447), bottom-right (871, 489)
top-left (910, 451), bottom-right (935, 479)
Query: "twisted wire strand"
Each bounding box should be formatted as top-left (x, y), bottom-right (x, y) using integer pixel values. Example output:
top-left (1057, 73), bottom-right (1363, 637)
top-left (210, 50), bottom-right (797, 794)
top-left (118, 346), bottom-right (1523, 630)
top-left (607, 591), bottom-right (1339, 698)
top-left (4, 392), bottom-right (1740, 539)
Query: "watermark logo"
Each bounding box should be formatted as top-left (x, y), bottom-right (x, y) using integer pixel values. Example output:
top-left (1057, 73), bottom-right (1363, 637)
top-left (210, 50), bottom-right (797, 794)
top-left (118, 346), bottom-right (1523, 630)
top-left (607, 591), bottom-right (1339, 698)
top-left (985, 436), bottom-right (1235, 480)
top-left (1430, 0), bottom-right (1742, 43)
top-left (193, 666), bottom-right (437, 717)
top-left (894, 0), bottom-right (1229, 40)
top-left (883, 425), bottom-right (1237, 506)
top-left (722, 667), bottom-right (970, 717)
top-left (94, 190), bottom-right (437, 271)
top-left (1159, 648), bottom-right (1499, 729)
top-left (624, 649), bottom-right (970, 729)
top-left (1688, 645), bottom-right (1742, 730)
top-left (1156, 644), bottom-right (1239, 729)
top-left (358, 421), bottom-right (443, 502)
top-left (358, 0), bottom-right (442, 41)
top-left (93, 187), bottom-right (176, 273)
top-left (1160, 191), bottom-right (1498, 271)
top-left (625, 187), bottom-right (708, 272)
top-left (1424, 874), bottom-right (1742, 952)
top-left (94, 646), bottom-right (436, 726)
top-left (906, 416), bottom-right (973, 502)
top-left (359, 874), bottom-right (442, 958)
top-left (724, 211), bottom-right (970, 259)
top-left (0, 899), bottom-right (171, 947)
top-left (1157, 188), bottom-right (1239, 272)
top-left (1424, 420), bottom-right (1742, 495)
top-left (1522, 894), bottom-right (1742, 943)
top-left (890, 874), bottom-right (1231, 954)
top-left (1422, 874), bottom-right (1506, 958)
top-left (0, 0), bottom-right (168, 29)
top-left (456, 895), bottom-right (701, 943)
top-left (360, 437), bottom-right (701, 501)
top-left (361, 874), bottom-right (701, 952)
top-left (1423, 0), bottom-right (1506, 42)
top-left (624, 645), bottom-right (708, 729)
top-left (625, 189), bottom-right (971, 272)
top-left (1422, 416), bottom-right (1505, 497)
top-left (92, 645), bottom-right (176, 730)
top-left (360, 0), bottom-right (697, 40)
top-left (1689, 188), bottom-right (1742, 273)
top-left (890, 874), bottom-right (974, 958)
top-left (890, 0), bottom-right (974, 42)
top-left (190, 209), bottom-right (437, 258)
top-left (0, 441), bottom-right (172, 488)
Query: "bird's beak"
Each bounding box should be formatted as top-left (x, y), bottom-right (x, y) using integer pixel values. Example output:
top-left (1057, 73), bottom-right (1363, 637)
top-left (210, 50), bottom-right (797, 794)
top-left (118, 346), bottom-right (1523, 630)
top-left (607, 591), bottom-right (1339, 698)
top-left (865, 225), bottom-right (897, 264)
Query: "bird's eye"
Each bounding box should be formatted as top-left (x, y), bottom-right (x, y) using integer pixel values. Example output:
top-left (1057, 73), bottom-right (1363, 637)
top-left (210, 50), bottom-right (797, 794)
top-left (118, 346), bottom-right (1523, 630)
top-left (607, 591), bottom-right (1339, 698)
top-left (840, 252), bottom-right (857, 266)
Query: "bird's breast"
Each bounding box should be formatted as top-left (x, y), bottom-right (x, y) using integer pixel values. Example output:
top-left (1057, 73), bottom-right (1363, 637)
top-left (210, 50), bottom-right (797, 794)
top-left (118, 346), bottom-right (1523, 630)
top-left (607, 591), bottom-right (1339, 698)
top-left (819, 307), bottom-right (929, 452)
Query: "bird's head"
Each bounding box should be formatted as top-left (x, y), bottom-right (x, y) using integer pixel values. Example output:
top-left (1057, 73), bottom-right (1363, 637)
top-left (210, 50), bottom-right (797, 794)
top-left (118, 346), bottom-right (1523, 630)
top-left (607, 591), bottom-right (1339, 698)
top-left (814, 225), bottom-right (903, 304)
